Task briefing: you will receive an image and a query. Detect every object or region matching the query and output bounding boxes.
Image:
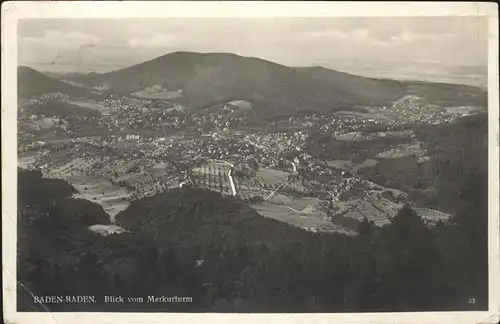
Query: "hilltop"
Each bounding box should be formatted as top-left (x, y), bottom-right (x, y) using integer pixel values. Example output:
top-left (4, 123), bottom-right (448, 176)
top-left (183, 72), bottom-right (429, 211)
top-left (56, 51), bottom-right (487, 115)
top-left (114, 187), bottom-right (310, 248)
top-left (18, 66), bottom-right (90, 98)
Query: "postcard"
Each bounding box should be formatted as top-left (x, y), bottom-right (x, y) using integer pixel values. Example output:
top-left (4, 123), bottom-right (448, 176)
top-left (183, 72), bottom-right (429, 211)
top-left (2, 1), bottom-right (499, 324)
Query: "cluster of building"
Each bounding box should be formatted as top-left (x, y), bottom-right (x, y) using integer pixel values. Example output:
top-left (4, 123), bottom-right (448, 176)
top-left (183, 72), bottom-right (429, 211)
top-left (320, 114), bottom-right (387, 135)
top-left (36, 92), bottom-right (70, 103)
top-left (377, 95), bottom-right (458, 124)
top-left (19, 90), bottom-right (478, 230)
top-left (100, 96), bottom-right (151, 113)
top-left (190, 111), bottom-right (244, 133)
top-left (242, 131), bottom-right (308, 166)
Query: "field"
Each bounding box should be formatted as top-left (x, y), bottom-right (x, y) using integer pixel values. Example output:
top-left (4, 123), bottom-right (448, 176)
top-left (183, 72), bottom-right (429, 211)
top-left (191, 161), bottom-right (233, 195)
top-left (68, 175), bottom-right (130, 221)
top-left (20, 150), bottom-right (184, 221)
top-left (19, 141), bottom-right (451, 233)
top-left (327, 158), bottom-right (379, 173)
top-left (444, 106), bottom-right (485, 116)
top-left (132, 85), bottom-right (183, 100)
top-left (335, 132), bottom-right (363, 141)
top-left (192, 163), bottom-right (338, 232)
top-left (338, 199), bottom-right (399, 226)
top-left (22, 117), bottom-right (65, 131)
top-left (146, 163), bottom-right (171, 177)
top-left (18, 154), bottom-right (39, 169)
top-left (233, 168), bottom-right (299, 201)
top-left (327, 160), bottom-right (352, 170)
top-left (334, 110), bottom-right (391, 121)
top-left (255, 168), bottom-right (289, 187)
top-left (88, 224), bottom-right (128, 236)
top-left (414, 207), bottom-right (452, 223)
top-left (250, 201), bottom-right (354, 234)
top-left (352, 158), bottom-right (379, 173)
top-left (29, 100), bottom-right (101, 119)
top-left (376, 141), bottom-right (426, 159)
top-left (27, 152), bottom-right (132, 221)
top-left (191, 163), bottom-right (294, 198)
top-left (227, 100), bottom-right (253, 110)
top-left (34, 153), bottom-right (133, 220)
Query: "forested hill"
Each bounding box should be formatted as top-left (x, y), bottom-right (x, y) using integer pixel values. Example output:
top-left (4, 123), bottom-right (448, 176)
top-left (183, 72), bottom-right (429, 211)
top-left (357, 114), bottom-right (488, 213)
top-left (56, 51), bottom-right (487, 114)
top-left (114, 188), bottom-right (310, 248)
top-left (18, 168), bottom-right (488, 312)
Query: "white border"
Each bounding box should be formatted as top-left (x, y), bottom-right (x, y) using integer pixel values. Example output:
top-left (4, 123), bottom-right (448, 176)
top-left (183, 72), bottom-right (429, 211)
top-left (2, 2), bottom-right (499, 324)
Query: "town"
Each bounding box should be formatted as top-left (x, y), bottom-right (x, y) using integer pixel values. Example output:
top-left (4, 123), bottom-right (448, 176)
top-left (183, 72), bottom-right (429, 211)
top-left (18, 91), bottom-right (480, 232)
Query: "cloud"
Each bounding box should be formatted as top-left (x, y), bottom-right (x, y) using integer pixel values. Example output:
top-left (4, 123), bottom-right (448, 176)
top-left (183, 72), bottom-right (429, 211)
top-left (306, 28), bottom-right (369, 40)
top-left (301, 28), bottom-right (458, 49)
top-left (20, 30), bottom-right (100, 50)
top-left (301, 28), bottom-right (389, 47)
top-left (127, 34), bottom-right (177, 48)
top-left (389, 31), bottom-right (457, 43)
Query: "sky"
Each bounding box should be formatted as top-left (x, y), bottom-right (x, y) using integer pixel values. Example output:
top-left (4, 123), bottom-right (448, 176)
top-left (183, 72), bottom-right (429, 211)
top-left (18, 17), bottom-right (488, 86)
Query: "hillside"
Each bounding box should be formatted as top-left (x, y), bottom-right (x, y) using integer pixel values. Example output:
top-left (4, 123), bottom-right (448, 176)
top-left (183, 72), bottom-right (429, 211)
top-left (357, 114), bottom-right (488, 212)
top-left (18, 66), bottom-right (89, 98)
top-left (58, 51), bottom-right (487, 114)
top-left (26, 100), bottom-right (101, 119)
top-left (17, 168), bottom-right (487, 312)
top-left (114, 187), bottom-right (309, 248)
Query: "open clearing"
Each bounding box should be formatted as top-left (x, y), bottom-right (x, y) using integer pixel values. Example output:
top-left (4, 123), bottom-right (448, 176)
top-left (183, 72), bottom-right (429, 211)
top-left (335, 132), bottom-right (363, 141)
top-left (327, 159), bottom-right (379, 173)
top-left (146, 163), bottom-right (171, 177)
top-left (250, 202), bottom-right (353, 234)
top-left (414, 208), bottom-right (452, 223)
top-left (69, 100), bottom-right (111, 115)
top-left (376, 141), bottom-right (426, 159)
top-left (88, 224), bottom-right (128, 236)
top-left (352, 158), bottom-right (379, 173)
top-left (255, 168), bottom-right (289, 187)
top-left (191, 161), bottom-right (233, 195)
top-left (18, 154), bottom-right (40, 168)
top-left (65, 174), bottom-right (131, 222)
top-left (24, 153), bottom-right (132, 222)
top-left (327, 160), bottom-right (352, 170)
top-left (334, 110), bottom-right (390, 121)
top-left (132, 85), bottom-right (183, 100)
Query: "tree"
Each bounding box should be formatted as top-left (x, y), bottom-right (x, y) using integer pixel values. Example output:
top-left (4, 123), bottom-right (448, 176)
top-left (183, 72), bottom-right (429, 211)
top-left (357, 217), bottom-right (376, 238)
top-left (448, 171), bottom-right (488, 307)
top-left (375, 204), bottom-right (440, 309)
top-left (218, 169), bottom-right (224, 193)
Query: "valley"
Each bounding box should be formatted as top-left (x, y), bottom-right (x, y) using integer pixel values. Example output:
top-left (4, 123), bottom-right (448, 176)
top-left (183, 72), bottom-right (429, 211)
top-left (18, 55), bottom-right (488, 234)
top-left (12, 12), bottom-right (492, 314)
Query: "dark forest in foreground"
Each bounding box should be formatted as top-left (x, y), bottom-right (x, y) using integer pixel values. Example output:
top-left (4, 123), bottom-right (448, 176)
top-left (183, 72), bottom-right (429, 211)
top-left (17, 163), bottom-right (488, 312)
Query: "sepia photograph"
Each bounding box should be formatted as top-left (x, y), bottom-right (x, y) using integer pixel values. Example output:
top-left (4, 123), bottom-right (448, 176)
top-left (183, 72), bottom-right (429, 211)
top-left (2, 2), bottom-right (499, 324)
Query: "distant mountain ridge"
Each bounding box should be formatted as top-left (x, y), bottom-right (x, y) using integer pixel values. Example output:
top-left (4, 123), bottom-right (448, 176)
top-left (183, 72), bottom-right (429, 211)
top-left (18, 66), bottom-right (89, 98)
top-left (21, 52), bottom-right (487, 114)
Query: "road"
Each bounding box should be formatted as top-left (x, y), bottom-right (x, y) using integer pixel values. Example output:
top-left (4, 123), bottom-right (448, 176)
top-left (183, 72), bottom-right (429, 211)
top-left (263, 160), bottom-right (298, 201)
top-left (263, 180), bottom-right (288, 201)
top-left (227, 169), bottom-right (237, 196)
top-left (207, 159), bottom-right (237, 196)
top-left (188, 157), bottom-right (297, 198)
